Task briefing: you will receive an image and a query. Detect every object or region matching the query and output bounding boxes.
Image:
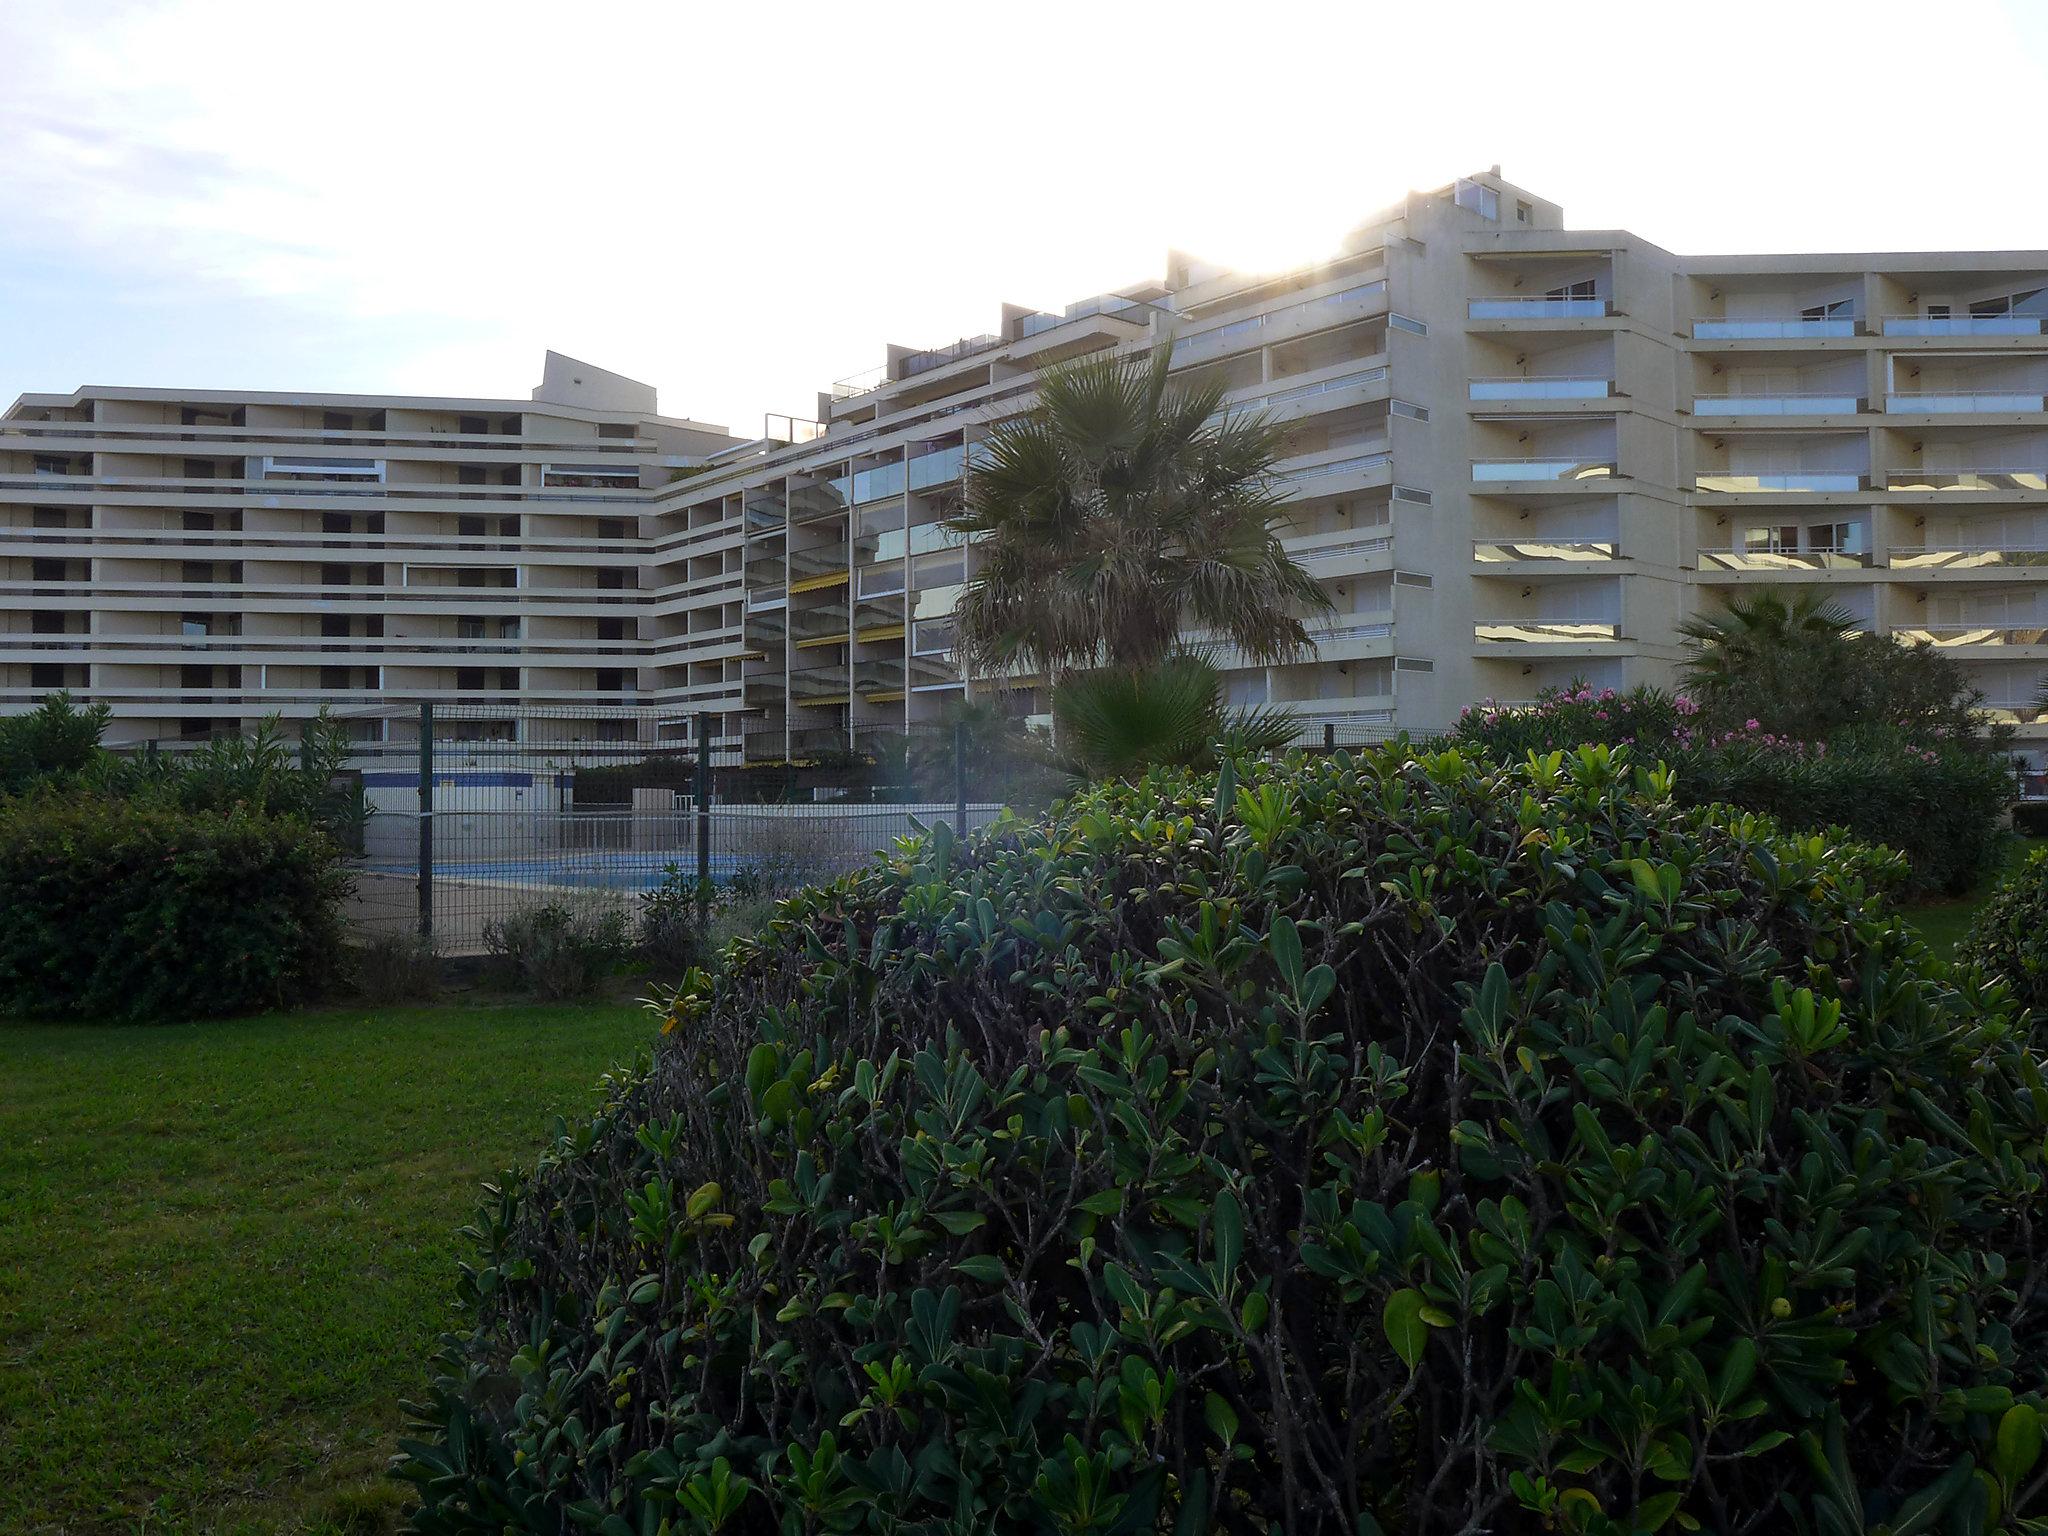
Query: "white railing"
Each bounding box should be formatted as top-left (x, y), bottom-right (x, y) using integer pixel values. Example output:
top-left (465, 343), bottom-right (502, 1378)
top-left (1885, 391), bottom-right (2046, 414)
top-left (1692, 316), bottom-right (1857, 339)
top-left (1884, 467), bottom-right (2048, 492)
top-left (1468, 297), bottom-right (1610, 319)
top-left (1692, 393), bottom-right (1863, 416)
top-left (1882, 315), bottom-right (2046, 337)
top-left (1469, 377), bottom-right (1613, 400)
top-left (1472, 459), bottom-right (1617, 482)
top-left (1694, 471), bottom-right (1865, 493)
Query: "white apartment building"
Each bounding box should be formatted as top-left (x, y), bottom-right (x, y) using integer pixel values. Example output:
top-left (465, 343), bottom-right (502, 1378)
top-left (9, 170), bottom-right (2048, 759)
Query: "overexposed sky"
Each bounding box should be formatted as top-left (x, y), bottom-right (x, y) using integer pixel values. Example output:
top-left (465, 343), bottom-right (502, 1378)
top-left (4, 0), bottom-right (2046, 434)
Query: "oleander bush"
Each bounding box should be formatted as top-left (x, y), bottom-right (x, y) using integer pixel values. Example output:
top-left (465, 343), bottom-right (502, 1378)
top-left (1961, 847), bottom-right (2048, 1014)
top-left (395, 746), bottom-right (2048, 1535)
top-left (0, 792), bottom-right (352, 1021)
top-left (1451, 686), bottom-right (2013, 895)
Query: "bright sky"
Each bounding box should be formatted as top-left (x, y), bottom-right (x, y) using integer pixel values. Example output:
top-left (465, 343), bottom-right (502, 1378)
top-left (4, 0), bottom-right (2046, 436)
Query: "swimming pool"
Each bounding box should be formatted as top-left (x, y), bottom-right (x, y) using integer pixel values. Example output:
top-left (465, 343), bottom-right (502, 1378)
top-left (365, 852), bottom-right (779, 891)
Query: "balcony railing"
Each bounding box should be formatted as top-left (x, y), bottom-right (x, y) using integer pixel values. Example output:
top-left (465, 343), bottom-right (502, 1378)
top-left (1692, 392), bottom-right (1864, 416)
top-left (1474, 621), bottom-right (1623, 643)
top-left (1469, 377), bottom-right (1613, 400)
top-left (1472, 458), bottom-right (1617, 482)
top-left (1694, 471), bottom-right (1865, 493)
top-left (1884, 467), bottom-right (2048, 492)
top-left (1891, 626), bottom-right (2048, 647)
top-left (1275, 451), bottom-right (1392, 484)
top-left (1890, 546), bottom-right (2048, 569)
top-left (1474, 540), bottom-right (1619, 563)
top-left (1885, 391), bottom-right (2047, 414)
top-left (1692, 316), bottom-right (1857, 340)
top-left (1468, 297), bottom-right (1611, 319)
top-left (1698, 549), bottom-right (1872, 570)
top-left (1883, 315), bottom-right (2046, 337)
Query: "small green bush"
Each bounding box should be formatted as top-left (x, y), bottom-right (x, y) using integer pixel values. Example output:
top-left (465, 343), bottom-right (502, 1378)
top-left (1961, 847), bottom-right (2048, 1012)
top-left (351, 933), bottom-right (442, 1006)
top-left (1453, 686), bottom-right (2013, 895)
top-left (482, 903), bottom-right (630, 1001)
top-left (0, 793), bottom-right (351, 1021)
top-left (397, 746), bottom-right (2048, 1534)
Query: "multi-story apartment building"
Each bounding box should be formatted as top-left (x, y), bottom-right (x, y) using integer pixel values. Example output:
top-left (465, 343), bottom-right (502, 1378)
top-left (1, 353), bottom-right (739, 746)
top-left (10, 169), bottom-right (2048, 761)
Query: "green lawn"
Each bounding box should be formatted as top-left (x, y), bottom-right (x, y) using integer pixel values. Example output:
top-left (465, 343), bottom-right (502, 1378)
top-left (1899, 835), bottom-right (2043, 960)
top-left (0, 1002), bottom-right (656, 1536)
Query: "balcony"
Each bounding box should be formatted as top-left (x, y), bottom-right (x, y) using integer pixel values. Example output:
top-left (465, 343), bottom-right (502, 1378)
top-left (1692, 317), bottom-right (1858, 340)
top-left (1891, 626), bottom-right (2048, 648)
top-left (1469, 377), bottom-right (1613, 401)
top-left (1694, 471), bottom-right (1865, 493)
top-left (1883, 315), bottom-right (2046, 337)
top-left (1468, 297), bottom-right (1611, 320)
top-left (1474, 540), bottom-right (1619, 563)
top-left (1885, 391), bottom-right (2046, 414)
top-left (1692, 392), bottom-right (1864, 416)
top-left (1475, 621), bottom-right (1622, 643)
top-left (1698, 549), bottom-right (1872, 571)
top-left (1275, 450), bottom-right (1391, 485)
top-left (1472, 458), bottom-right (1617, 483)
top-left (1890, 546), bottom-right (2048, 570)
top-left (1885, 467), bottom-right (2048, 493)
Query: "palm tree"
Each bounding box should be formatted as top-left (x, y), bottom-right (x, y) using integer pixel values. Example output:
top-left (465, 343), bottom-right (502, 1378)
top-left (1677, 589), bottom-right (1856, 693)
top-left (948, 342), bottom-right (1330, 681)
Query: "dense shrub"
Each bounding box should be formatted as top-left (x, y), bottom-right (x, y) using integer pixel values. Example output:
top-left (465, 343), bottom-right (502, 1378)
top-left (482, 903), bottom-right (631, 1000)
top-left (1453, 686), bottom-right (2013, 895)
top-left (639, 862), bottom-right (800, 982)
top-left (351, 933), bottom-right (443, 1006)
top-left (0, 793), bottom-right (351, 1021)
top-left (1961, 847), bottom-right (2048, 1013)
top-left (396, 746), bottom-right (2048, 1534)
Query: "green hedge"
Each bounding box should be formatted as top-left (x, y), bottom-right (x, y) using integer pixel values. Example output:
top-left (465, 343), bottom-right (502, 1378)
top-left (1962, 847), bottom-right (2048, 1013)
top-left (1452, 687), bottom-right (2013, 896)
top-left (395, 745), bottom-right (2048, 1534)
top-left (0, 794), bottom-right (352, 1022)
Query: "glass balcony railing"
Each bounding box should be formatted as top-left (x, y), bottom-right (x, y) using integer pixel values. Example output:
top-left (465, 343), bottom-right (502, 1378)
top-left (1468, 297), bottom-right (1610, 319)
top-left (1692, 393), bottom-right (1863, 416)
top-left (1883, 315), bottom-right (2046, 337)
top-left (1692, 317), bottom-right (1857, 339)
top-left (1469, 377), bottom-right (1613, 400)
top-left (1016, 296), bottom-right (1152, 338)
top-left (1276, 451), bottom-right (1391, 484)
top-left (1474, 540), bottom-right (1619, 562)
top-left (1694, 471), bottom-right (1865, 493)
top-left (1884, 467), bottom-right (2048, 492)
top-left (1471, 458), bottom-right (1617, 482)
top-left (1697, 549), bottom-right (1871, 571)
top-left (1890, 547), bottom-right (2048, 569)
top-left (1885, 391), bottom-right (2047, 414)
top-left (1891, 626), bottom-right (2048, 648)
top-left (1475, 621), bottom-right (1623, 643)
top-left (1174, 280), bottom-right (1388, 363)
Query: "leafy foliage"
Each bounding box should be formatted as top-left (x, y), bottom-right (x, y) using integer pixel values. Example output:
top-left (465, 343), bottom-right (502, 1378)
top-left (1681, 591), bottom-right (1998, 748)
top-left (482, 904), bottom-right (632, 1002)
top-left (1961, 847), bottom-right (2048, 1014)
top-left (948, 343), bottom-right (1329, 678)
top-left (0, 792), bottom-right (352, 1021)
top-left (396, 746), bottom-right (2048, 1534)
top-left (1453, 685), bottom-right (2013, 896)
top-left (1050, 656), bottom-right (1298, 780)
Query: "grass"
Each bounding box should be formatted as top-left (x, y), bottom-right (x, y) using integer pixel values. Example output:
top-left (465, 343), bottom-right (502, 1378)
top-left (0, 1001), bottom-right (656, 1536)
top-left (1899, 835), bottom-right (2044, 960)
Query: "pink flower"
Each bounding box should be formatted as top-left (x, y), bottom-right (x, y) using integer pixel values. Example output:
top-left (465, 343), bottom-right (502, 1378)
top-left (1745, 718), bottom-right (1760, 731)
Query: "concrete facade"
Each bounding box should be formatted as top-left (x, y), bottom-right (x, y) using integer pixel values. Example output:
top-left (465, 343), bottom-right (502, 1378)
top-left (9, 171), bottom-right (2048, 758)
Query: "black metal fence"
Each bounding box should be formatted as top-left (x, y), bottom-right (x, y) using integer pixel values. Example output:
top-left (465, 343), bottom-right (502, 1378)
top-left (338, 703), bottom-right (1414, 954)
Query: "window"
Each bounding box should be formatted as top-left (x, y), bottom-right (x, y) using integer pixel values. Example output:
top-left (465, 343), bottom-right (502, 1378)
top-left (321, 511), bottom-right (351, 535)
top-left (1807, 521), bottom-right (1867, 555)
top-left (1515, 201), bottom-right (1531, 224)
top-left (1971, 289), bottom-right (2046, 317)
top-left (456, 668), bottom-right (484, 691)
top-left (184, 510), bottom-right (216, 533)
top-left (458, 415), bottom-right (487, 435)
top-left (912, 549), bottom-right (965, 589)
top-left (1800, 298), bottom-right (1854, 321)
top-left (32, 611), bottom-right (64, 635)
top-left (32, 558), bottom-right (65, 583)
top-left (183, 458), bottom-right (216, 479)
top-left (1388, 313), bottom-right (1429, 336)
top-left (320, 563), bottom-right (349, 586)
top-left (911, 617), bottom-right (956, 656)
top-left (497, 514), bottom-right (519, 535)
top-left (1742, 526), bottom-right (1800, 554)
top-left (320, 665), bottom-right (348, 690)
top-left (1545, 279), bottom-right (1598, 301)
top-left (597, 568), bottom-right (628, 590)
top-left (1927, 303), bottom-right (1951, 319)
top-left (32, 507), bottom-right (67, 529)
top-left (596, 617), bottom-right (626, 642)
top-left (181, 664), bottom-right (212, 691)
top-left (1391, 400), bottom-right (1430, 421)
top-left (457, 569), bottom-right (484, 588)
top-left (495, 669), bottom-right (518, 691)
top-left (323, 411), bottom-right (352, 432)
top-left (597, 518), bottom-right (627, 540)
top-left (456, 617), bottom-right (485, 640)
top-left (321, 615), bottom-right (349, 638)
top-left (457, 515), bottom-right (485, 537)
top-left (31, 663), bottom-right (64, 689)
top-left (595, 668), bottom-right (627, 692)
top-left (1454, 178), bottom-right (1499, 221)
top-left (458, 466), bottom-right (486, 486)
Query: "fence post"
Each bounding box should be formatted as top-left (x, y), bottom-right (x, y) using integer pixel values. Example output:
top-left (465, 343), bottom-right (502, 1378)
top-left (695, 711), bottom-right (713, 925)
top-left (1324, 722), bottom-right (1336, 753)
top-left (417, 702), bottom-right (434, 943)
top-left (953, 720), bottom-right (968, 837)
